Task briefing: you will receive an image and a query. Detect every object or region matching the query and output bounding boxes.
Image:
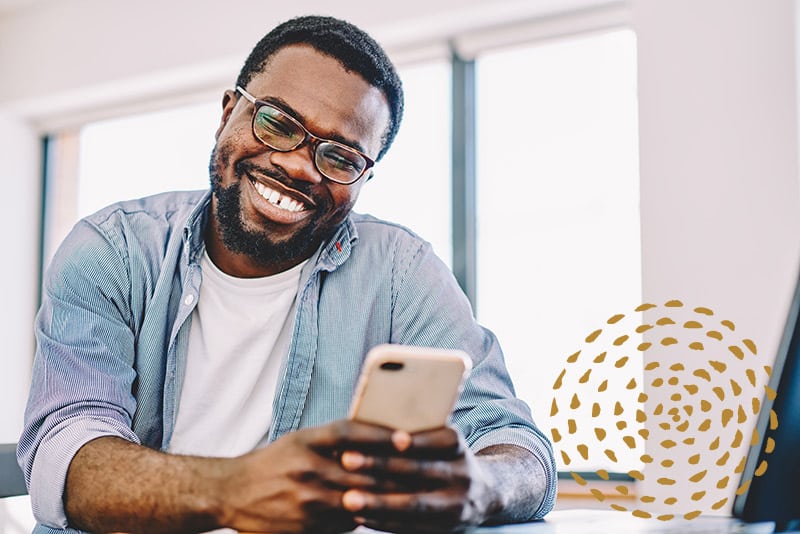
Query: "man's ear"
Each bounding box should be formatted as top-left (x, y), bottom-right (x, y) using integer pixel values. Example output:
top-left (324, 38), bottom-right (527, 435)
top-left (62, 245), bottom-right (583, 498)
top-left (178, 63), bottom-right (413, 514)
top-left (215, 89), bottom-right (238, 140)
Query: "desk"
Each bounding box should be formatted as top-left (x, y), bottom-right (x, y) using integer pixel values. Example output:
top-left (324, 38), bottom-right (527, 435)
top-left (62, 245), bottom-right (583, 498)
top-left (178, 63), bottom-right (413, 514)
top-left (473, 509), bottom-right (774, 532)
top-left (353, 509), bottom-right (792, 533)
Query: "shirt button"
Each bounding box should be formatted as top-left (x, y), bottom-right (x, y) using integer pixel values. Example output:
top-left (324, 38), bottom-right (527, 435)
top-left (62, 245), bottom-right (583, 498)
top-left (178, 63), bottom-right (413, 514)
top-left (184, 295), bottom-right (195, 306)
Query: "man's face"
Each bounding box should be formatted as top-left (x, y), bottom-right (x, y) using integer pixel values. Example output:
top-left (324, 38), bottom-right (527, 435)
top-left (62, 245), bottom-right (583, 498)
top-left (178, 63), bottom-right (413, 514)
top-left (208, 44), bottom-right (391, 276)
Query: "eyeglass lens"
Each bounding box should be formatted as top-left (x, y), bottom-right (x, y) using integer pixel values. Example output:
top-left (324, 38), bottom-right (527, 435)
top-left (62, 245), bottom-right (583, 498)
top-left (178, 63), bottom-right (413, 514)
top-left (253, 104), bottom-right (367, 184)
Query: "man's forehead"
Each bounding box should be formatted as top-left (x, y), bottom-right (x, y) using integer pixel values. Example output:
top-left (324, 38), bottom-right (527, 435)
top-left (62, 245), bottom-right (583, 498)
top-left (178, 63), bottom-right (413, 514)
top-left (254, 46), bottom-right (380, 98)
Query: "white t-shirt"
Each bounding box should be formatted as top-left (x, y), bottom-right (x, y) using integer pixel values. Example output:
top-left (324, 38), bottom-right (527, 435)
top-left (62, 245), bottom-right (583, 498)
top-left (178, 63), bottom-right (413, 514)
top-left (168, 250), bottom-right (305, 457)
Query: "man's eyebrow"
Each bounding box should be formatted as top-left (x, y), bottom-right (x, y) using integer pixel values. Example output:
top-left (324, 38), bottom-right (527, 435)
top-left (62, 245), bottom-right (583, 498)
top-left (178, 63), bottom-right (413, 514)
top-left (260, 95), bottom-right (368, 154)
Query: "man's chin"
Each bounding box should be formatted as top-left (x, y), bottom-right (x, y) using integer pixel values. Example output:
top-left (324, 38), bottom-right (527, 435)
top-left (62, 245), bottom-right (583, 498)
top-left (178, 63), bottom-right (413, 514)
top-left (213, 176), bottom-right (347, 268)
top-left (224, 217), bottom-right (330, 267)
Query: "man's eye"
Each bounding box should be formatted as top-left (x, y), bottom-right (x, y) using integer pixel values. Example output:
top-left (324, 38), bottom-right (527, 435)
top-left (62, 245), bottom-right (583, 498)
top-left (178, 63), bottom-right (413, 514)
top-left (256, 111), bottom-right (295, 138)
top-left (323, 150), bottom-right (360, 171)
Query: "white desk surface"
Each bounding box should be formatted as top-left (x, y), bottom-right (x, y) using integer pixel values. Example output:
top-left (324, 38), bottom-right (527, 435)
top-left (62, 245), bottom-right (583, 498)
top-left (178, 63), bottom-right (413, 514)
top-left (353, 508), bottom-right (787, 533)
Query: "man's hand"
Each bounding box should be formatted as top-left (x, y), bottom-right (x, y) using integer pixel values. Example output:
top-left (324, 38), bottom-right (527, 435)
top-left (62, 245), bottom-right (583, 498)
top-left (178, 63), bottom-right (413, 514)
top-left (337, 427), bottom-right (505, 533)
top-left (218, 420), bottom-right (400, 533)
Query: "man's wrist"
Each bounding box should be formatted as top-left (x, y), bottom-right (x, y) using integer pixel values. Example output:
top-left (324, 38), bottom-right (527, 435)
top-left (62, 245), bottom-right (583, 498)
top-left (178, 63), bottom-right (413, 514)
top-left (198, 455), bottom-right (240, 530)
top-left (475, 444), bottom-right (544, 523)
top-left (473, 451), bottom-right (512, 523)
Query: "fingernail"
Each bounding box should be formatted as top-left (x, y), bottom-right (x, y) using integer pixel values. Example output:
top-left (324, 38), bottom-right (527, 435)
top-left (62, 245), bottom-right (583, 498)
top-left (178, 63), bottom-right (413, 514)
top-left (342, 490), bottom-right (366, 511)
top-left (392, 430), bottom-right (412, 452)
top-left (341, 450), bottom-right (365, 470)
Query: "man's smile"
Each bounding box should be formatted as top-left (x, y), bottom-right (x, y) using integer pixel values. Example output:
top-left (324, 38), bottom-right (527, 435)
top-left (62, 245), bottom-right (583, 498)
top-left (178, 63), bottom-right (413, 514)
top-left (251, 177), bottom-right (308, 213)
top-left (243, 169), bottom-right (319, 225)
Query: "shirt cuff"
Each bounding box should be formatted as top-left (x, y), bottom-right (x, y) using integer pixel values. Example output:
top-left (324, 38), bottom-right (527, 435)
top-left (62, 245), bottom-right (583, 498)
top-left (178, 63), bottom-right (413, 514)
top-left (469, 425), bottom-right (558, 519)
top-left (30, 417), bottom-right (139, 529)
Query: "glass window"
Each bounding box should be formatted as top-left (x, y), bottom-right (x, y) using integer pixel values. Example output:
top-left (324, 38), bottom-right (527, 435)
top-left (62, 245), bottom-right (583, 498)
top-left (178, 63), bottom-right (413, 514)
top-left (77, 101), bottom-right (219, 217)
top-left (475, 29), bottom-right (642, 471)
top-left (42, 101), bottom-right (219, 268)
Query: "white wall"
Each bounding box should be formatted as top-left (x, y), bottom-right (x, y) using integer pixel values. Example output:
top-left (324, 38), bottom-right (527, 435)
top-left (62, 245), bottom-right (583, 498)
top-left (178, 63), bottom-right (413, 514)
top-left (632, 0), bottom-right (800, 515)
top-left (0, 0), bottom-right (605, 130)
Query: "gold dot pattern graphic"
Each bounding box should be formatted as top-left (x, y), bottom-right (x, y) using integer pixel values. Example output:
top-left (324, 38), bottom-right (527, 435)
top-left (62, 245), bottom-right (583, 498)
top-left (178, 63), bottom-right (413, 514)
top-left (549, 300), bottom-right (775, 521)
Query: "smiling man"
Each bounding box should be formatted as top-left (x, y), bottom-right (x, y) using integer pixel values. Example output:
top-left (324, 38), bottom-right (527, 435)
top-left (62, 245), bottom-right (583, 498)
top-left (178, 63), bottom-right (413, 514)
top-left (19, 15), bottom-right (556, 534)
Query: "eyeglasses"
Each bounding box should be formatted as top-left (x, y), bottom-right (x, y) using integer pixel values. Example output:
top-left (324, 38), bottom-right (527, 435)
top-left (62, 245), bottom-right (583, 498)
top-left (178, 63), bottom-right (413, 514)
top-left (235, 86), bottom-right (375, 185)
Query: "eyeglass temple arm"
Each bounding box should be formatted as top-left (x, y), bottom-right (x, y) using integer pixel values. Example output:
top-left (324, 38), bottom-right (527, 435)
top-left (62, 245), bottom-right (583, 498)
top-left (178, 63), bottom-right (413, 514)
top-left (235, 86), bottom-right (256, 104)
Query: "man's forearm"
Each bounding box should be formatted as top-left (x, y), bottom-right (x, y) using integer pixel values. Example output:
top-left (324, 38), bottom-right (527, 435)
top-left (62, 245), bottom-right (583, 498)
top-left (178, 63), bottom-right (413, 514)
top-left (64, 436), bottom-right (228, 533)
top-left (63, 421), bottom-right (394, 534)
top-left (476, 444), bottom-right (549, 523)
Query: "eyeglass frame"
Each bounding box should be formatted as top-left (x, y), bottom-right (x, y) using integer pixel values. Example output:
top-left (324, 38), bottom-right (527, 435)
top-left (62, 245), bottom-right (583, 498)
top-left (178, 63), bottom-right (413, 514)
top-left (234, 85), bottom-right (375, 185)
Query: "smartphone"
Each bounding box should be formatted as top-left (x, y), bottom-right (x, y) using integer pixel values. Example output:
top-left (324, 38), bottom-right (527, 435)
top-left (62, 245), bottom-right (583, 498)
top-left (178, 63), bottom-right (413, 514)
top-left (349, 344), bottom-right (473, 433)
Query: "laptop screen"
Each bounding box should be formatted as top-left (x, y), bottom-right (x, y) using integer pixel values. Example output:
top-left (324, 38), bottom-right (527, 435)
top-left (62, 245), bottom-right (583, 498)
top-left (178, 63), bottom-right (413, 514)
top-left (733, 272), bottom-right (800, 531)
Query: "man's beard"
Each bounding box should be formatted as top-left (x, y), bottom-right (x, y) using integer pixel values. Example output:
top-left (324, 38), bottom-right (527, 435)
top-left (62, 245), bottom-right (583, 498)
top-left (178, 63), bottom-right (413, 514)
top-left (208, 147), bottom-right (342, 268)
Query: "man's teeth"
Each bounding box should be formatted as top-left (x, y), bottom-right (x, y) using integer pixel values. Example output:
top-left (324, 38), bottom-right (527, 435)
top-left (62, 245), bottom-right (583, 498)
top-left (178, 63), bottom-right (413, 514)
top-left (253, 181), bottom-right (305, 212)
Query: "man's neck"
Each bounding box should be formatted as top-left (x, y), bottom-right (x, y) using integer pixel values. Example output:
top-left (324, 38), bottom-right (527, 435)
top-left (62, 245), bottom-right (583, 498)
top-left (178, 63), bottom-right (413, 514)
top-left (203, 214), bottom-right (315, 278)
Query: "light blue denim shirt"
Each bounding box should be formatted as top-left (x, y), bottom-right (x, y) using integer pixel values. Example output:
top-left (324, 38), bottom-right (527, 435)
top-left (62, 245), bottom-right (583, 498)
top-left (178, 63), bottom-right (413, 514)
top-left (19, 189), bottom-right (556, 533)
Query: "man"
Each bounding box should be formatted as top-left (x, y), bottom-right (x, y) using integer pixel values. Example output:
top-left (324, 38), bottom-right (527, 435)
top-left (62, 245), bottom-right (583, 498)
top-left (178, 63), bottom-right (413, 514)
top-left (19, 15), bottom-right (556, 533)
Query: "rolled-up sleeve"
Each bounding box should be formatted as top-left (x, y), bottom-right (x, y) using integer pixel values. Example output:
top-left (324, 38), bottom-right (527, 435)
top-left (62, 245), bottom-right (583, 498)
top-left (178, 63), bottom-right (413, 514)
top-left (18, 219), bottom-right (140, 529)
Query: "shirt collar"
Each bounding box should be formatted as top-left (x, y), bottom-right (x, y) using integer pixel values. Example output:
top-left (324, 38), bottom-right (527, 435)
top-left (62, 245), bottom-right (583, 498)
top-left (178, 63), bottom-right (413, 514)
top-left (296, 215), bottom-right (359, 290)
top-left (317, 216), bottom-right (359, 271)
top-left (183, 190), bottom-right (212, 263)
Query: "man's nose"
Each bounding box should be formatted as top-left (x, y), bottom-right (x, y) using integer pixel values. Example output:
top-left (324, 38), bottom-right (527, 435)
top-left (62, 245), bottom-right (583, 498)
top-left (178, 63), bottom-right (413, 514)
top-left (268, 145), bottom-right (324, 185)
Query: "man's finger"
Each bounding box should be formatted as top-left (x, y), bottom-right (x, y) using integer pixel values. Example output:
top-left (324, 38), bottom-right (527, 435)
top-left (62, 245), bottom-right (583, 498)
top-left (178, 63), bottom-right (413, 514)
top-left (341, 488), bottom-right (467, 523)
top-left (340, 452), bottom-right (469, 487)
top-left (303, 420), bottom-right (398, 452)
top-left (406, 426), bottom-right (464, 458)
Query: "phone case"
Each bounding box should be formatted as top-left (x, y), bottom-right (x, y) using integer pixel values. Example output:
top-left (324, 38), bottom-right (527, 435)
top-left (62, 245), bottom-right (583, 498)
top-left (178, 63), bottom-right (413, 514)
top-left (349, 344), bottom-right (472, 433)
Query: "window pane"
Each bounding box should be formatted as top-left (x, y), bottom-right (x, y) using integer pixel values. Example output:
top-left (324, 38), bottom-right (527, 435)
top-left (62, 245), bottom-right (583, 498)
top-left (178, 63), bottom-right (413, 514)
top-left (355, 60), bottom-right (452, 267)
top-left (475, 30), bottom-right (642, 471)
top-left (77, 101), bottom-right (219, 217)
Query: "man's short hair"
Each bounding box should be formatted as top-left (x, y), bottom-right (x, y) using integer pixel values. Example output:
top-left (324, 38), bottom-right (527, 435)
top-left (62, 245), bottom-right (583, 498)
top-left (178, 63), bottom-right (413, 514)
top-left (236, 15), bottom-right (404, 161)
